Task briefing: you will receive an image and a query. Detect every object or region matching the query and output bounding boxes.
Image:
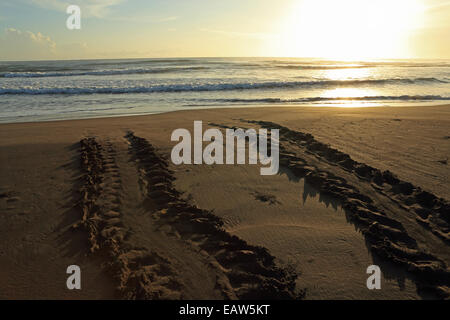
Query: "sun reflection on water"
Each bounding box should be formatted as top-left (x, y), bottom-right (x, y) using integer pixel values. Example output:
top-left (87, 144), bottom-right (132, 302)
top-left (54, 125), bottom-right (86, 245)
top-left (317, 67), bottom-right (383, 107)
top-left (321, 66), bottom-right (372, 81)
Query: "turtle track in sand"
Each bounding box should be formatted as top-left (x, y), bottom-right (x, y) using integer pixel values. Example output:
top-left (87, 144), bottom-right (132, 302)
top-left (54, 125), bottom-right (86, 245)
top-left (73, 135), bottom-right (300, 300)
top-left (74, 137), bottom-right (184, 299)
top-left (125, 131), bottom-right (300, 300)
top-left (236, 120), bottom-right (450, 299)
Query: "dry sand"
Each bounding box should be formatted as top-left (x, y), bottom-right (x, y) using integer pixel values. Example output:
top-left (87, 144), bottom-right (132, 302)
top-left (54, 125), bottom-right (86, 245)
top-left (0, 105), bottom-right (449, 300)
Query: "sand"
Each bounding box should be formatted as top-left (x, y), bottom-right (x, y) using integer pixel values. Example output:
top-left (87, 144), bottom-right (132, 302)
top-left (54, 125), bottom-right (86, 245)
top-left (0, 105), bottom-right (449, 300)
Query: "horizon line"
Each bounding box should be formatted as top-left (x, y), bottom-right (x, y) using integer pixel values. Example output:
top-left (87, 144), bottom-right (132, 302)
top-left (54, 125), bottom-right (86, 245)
top-left (2, 56), bottom-right (450, 63)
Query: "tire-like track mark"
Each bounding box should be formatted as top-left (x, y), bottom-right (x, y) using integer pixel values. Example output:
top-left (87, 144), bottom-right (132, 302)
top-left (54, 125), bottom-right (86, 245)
top-left (235, 120), bottom-right (450, 299)
top-left (125, 131), bottom-right (300, 300)
top-left (245, 120), bottom-right (449, 243)
top-left (74, 137), bottom-right (184, 299)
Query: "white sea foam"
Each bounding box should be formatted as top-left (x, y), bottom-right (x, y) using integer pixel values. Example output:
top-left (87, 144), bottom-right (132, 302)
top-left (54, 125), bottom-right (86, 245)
top-left (0, 57), bottom-right (449, 123)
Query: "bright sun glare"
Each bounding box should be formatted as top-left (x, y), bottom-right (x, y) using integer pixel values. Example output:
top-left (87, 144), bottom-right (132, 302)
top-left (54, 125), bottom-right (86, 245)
top-left (277, 0), bottom-right (425, 60)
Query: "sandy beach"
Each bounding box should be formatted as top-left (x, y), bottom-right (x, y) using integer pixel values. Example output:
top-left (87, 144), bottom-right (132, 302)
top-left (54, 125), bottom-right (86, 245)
top-left (0, 105), bottom-right (449, 300)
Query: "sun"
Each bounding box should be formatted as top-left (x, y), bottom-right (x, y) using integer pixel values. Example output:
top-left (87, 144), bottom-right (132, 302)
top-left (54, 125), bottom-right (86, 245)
top-left (274, 0), bottom-right (425, 60)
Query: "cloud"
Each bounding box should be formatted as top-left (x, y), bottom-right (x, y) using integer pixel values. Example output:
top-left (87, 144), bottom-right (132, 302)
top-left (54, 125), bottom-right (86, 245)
top-left (200, 28), bottom-right (278, 40)
top-left (28, 0), bottom-right (125, 18)
top-left (0, 26), bottom-right (169, 60)
top-left (26, 30), bottom-right (57, 49)
top-left (421, 1), bottom-right (450, 29)
top-left (23, 0), bottom-right (177, 22)
top-left (99, 15), bottom-right (179, 24)
top-left (426, 1), bottom-right (450, 11)
top-left (0, 28), bottom-right (57, 60)
top-left (5, 28), bottom-right (56, 48)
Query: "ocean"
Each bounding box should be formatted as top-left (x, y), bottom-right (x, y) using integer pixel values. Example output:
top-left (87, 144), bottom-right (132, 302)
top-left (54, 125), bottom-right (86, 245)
top-left (0, 57), bottom-right (449, 123)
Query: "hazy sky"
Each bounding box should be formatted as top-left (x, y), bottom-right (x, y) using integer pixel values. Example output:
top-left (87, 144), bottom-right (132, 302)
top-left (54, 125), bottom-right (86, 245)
top-left (0, 0), bottom-right (449, 61)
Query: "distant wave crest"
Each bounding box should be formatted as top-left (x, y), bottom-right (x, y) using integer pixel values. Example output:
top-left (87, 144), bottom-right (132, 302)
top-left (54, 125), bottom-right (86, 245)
top-left (1, 77), bottom-right (447, 94)
top-left (0, 66), bottom-right (209, 78)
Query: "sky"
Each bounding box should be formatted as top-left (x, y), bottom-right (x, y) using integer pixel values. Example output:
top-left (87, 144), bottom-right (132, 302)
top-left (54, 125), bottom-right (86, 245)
top-left (0, 0), bottom-right (449, 61)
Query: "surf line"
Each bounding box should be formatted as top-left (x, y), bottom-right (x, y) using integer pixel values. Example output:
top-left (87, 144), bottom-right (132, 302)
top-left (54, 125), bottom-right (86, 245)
top-left (170, 120), bottom-right (279, 175)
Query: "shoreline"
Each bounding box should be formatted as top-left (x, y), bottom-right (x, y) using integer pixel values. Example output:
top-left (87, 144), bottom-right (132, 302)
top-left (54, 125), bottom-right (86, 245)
top-left (1, 102), bottom-right (449, 126)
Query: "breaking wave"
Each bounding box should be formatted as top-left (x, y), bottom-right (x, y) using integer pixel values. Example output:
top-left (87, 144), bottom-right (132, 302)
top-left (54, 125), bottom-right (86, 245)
top-left (1, 78), bottom-right (447, 94)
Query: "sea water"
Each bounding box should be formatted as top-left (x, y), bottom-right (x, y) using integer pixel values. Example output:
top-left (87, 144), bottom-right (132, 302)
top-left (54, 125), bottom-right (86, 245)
top-left (0, 57), bottom-right (449, 123)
